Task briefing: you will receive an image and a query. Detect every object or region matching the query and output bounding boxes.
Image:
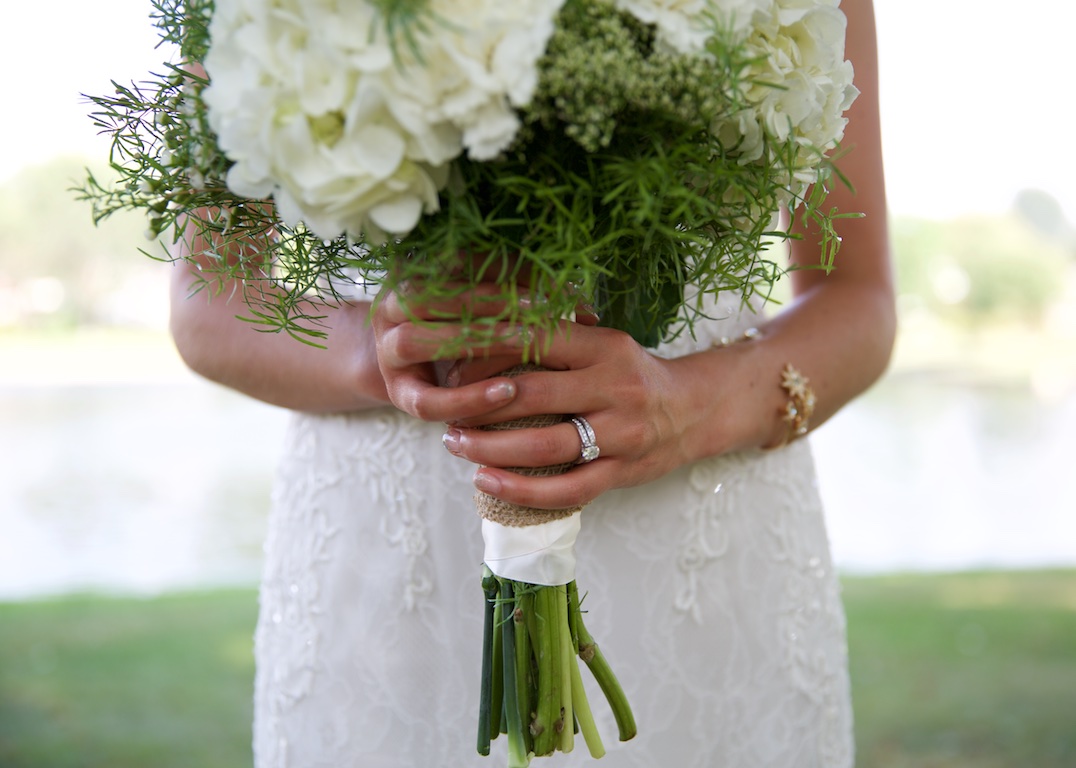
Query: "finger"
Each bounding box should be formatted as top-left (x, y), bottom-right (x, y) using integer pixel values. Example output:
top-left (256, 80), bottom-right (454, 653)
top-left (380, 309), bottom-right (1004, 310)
top-left (449, 365), bottom-right (617, 428)
top-left (534, 321), bottom-right (632, 366)
top-left (442, 421), bottom-right (587, 468)
top-left (441, 355), bottom-right (523, 388)
top-left (388, 375), bottom-right (520, 423)
top-left (487, 329), bottom-right (657, 422)
top-left (472, 459), bottom-right (617, 510)
top-left (378, 321), bottom-right (531, 367)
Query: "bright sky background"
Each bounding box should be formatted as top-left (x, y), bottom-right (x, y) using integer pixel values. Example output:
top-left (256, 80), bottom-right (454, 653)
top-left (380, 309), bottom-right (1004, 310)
top-left (2, 0), bottom-right (1075, 224)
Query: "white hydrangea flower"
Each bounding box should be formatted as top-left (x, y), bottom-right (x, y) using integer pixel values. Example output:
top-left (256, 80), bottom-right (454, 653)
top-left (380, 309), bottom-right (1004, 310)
top-left (710, 0), bottom-right (858, 203)
top-left (203, 0), bottom-right (564, 242)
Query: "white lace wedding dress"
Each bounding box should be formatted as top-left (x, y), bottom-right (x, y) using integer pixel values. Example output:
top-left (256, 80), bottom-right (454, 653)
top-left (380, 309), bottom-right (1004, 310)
top-left (251, 292), bottom-right (854, 768)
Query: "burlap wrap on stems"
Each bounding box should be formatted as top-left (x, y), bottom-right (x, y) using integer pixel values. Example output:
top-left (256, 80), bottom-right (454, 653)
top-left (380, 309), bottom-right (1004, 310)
top-left (474, 365), bottom-right (584, 527)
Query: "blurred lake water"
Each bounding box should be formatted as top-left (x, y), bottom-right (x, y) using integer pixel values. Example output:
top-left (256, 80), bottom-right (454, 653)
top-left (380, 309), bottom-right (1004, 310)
top-left (1, 371), bottom-right (1073, 600)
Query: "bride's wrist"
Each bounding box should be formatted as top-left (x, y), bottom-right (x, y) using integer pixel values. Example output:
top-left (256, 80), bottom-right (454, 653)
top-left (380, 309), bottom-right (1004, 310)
top-left (727, 338), bottom-right (818, 452)
top-left (681, 331), bottom-right (815, 457)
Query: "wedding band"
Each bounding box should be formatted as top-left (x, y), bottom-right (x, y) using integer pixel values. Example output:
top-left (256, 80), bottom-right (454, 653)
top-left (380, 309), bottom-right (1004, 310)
top-left (570, 416), bottom-right (600, 464)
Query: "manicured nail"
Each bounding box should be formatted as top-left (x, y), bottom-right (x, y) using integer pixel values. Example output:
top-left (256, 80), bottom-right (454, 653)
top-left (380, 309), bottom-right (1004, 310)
top-left (444, 361), bottom-right (462, 388)
top-left (474, 471), bottom-right (501, 495)
top-left (486, 380), bottom-right (516, 403)
top-left (441, 429), bottom-right (461, 454)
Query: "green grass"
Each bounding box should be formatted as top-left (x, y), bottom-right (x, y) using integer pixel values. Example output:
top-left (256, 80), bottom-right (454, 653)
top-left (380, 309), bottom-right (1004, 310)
top-left (845, 570), bottom-right (1076, 768)
top-left (0, 590), bottom-right (256, 768)
top-left (2, 571), bottom-right (1074, 767)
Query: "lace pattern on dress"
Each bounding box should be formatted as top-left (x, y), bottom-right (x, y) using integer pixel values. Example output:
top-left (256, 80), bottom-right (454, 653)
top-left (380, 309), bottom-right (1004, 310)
top-left (254, 410), bottom-right (443, 768)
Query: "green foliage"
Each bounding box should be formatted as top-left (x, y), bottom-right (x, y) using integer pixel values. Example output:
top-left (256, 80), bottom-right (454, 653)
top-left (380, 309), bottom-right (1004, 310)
top-left (845, 571), bottom-right (1076, 767)
top-left (0, 590), bottom-right (256, 768)
top-left (893, 214), bottom-right (1070, 324)
top-left (151, 0), bottom-right (214, 63)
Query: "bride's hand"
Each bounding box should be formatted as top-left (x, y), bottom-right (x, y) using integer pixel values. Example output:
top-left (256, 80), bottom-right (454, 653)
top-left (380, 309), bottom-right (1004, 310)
top-left (371, 282), bottom-right (599, 422)
top-left (440, 322), bottom-right (721, 510)
top-left (371, 283), bottom-right (518, 420)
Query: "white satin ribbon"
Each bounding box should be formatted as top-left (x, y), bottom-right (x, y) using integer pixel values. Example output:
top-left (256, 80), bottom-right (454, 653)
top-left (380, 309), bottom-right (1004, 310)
top-left (482, 512), bottom-right (582, 586)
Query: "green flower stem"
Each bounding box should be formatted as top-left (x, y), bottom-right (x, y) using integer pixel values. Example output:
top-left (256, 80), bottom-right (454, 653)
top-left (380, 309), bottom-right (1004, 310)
top-left (513, 591), bottom-right (534, 755)
top-left (477, 568), bottom-right (498, 756)
top-left (569, 581), bottom-right (637, 742)
top-left (569, 650), bottom-right (605, 759)
top-left (531, 587), bottom-right (558, 756)
top-left (500, 581), bottom-right (531, 768)
top-left (491, 597), bottom-right (505, 738)
top-left (521, 588), bottom-right (541, 749)
top-left (555, 585), bottom-right (575, 754)
top-left (566, 581), bottom-right (581, 654)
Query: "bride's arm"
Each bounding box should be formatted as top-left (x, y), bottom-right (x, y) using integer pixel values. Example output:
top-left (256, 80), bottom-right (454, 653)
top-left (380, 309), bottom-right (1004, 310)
top-left (166, 64), bottom-right (395, 412)
top-left (168, 220), bottom-right (392, 412)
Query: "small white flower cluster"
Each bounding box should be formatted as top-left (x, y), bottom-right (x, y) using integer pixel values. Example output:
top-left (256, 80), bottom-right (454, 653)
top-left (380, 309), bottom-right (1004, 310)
top-left (622, 0), bottom-right (858, 202)
top-left (203, 0), bottom-right (565, 242)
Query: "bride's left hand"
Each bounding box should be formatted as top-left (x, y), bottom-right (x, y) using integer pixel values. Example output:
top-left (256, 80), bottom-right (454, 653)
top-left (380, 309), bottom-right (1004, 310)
top-left (440, 322), bottom-right (711, 510)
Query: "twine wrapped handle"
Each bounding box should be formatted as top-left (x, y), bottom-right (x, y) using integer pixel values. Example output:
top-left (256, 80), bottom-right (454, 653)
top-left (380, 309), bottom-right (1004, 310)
top-left (474, 364), bottom-right (584, 527)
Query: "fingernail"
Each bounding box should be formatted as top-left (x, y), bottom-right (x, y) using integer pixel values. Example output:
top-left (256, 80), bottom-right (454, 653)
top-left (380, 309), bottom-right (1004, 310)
top-left (444, 361), bottom-right (462, 388)
top-left (441, 428), bottom-right (461, 454)
top-left (474, 470), bottom-right (501, 495)
top-left (486, 380), bottom-right (516, 402)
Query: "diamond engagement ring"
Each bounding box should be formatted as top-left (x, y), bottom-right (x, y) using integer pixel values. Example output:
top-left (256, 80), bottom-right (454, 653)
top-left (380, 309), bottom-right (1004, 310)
top-left (569, 416), bottom-right (600, 464)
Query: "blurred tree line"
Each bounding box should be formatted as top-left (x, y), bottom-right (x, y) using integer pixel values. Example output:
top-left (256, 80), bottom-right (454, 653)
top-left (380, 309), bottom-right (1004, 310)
top-left (893, 203), bottom-right (1074, 326)
top-left (0, 156), bottom-right (169, 330)
top-left (1, 156), bottom-right (1073, 333)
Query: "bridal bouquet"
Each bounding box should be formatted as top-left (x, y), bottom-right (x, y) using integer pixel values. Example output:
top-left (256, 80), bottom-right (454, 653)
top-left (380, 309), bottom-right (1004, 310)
top-left (81, 0), bottom-right (857, 763)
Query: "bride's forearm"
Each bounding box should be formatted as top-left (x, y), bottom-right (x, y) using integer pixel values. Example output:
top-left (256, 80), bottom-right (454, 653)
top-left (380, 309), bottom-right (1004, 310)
top-left (169, 261), bottom-right (392, 412)
top-left (672, 270), bottom-right (895, 462)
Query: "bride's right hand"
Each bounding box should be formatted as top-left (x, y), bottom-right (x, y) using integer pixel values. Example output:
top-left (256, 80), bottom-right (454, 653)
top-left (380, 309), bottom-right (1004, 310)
top-left (371, 282), bottom-right (526, 423)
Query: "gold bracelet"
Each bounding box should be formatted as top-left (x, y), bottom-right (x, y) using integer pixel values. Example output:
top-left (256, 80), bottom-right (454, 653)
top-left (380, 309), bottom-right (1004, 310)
top-left (777, 363), bottom-right (816, 446)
